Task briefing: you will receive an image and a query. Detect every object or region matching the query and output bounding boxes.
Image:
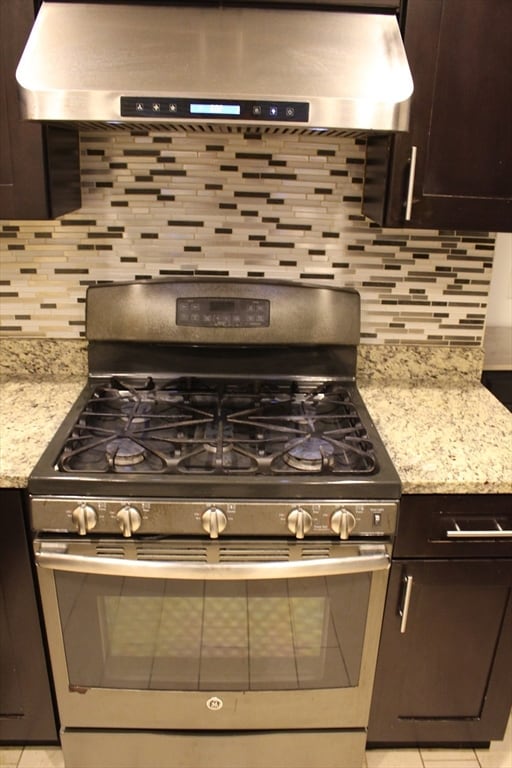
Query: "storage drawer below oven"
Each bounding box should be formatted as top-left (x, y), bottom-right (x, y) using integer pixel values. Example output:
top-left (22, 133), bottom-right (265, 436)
top-left (61, 727), bottom-right (367, 768)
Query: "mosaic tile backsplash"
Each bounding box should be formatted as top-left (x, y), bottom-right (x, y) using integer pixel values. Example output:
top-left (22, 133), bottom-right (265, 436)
top-left (0, 129), bottom-right (495, 343)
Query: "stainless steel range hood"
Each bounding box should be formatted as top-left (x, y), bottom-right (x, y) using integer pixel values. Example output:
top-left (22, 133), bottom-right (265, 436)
top-left (16, 3), bottom-right (413, 133)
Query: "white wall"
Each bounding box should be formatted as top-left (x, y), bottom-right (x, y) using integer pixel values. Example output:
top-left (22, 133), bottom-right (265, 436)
top-left (486, 233), bottom-right (512, 327)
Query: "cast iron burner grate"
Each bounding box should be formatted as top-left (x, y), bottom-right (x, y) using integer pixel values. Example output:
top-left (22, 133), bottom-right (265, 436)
top-left (57, 376), bottom-right (377, 476)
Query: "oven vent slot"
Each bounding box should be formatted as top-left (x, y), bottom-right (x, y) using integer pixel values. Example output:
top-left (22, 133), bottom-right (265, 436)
top-left (136, 544), bottom-right (208, 562)
top-left (219, 546), bottom-right (289, 563)
top-left (218, 545), bottom-right (332, 562)
top-left (96, 543), bottom-right (125, 558)
top-left (300, 545), bottom-right (332, 559)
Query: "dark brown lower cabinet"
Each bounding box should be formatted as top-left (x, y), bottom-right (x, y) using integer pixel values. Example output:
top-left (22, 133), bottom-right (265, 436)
top-left (0, 489), bottom-right (58, 743)
top-left (368, 557), bottom-right (512, 745)
top-left (481, 371), bottom-right (512, 412)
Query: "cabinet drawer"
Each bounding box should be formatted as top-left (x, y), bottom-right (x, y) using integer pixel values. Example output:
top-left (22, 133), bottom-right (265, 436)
top-left (394, 494), bottom-right (512, 559)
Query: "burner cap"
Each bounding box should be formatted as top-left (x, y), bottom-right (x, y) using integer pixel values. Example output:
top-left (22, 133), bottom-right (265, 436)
top-left (284, 437), bottom-right (334, 471)
top-left (204, 422), bottom-right (234, 454)
top-left (106, 438), bottom-right (146, 467)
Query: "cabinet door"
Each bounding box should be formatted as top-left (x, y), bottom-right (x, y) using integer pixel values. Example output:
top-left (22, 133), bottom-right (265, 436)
top-left (0, 490), bottom-right (57, 743)
top-left (481, 371), bottom-right (512, 412)
top-left (0, 0), bottom-right (80, 219)
top-left (363, 0), bottom-right (512, 230)
top-left (368, 559), bottom-right (512, 744)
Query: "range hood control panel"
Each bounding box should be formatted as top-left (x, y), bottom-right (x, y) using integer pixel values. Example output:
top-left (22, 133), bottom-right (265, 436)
top-left (120, 97), bottom-right (309, 122)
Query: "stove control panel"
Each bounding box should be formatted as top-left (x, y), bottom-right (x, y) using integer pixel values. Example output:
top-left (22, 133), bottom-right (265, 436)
top-left (32, 498), bottom-right (398, 539)
top-left (176, 297), bottom-right (270, 328)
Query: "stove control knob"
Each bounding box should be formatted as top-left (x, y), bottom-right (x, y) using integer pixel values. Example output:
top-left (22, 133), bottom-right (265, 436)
top-left (202, 507), bottom-right (227, 539)
top-left (330, 508), bottom-right (356, 540)
top-left (116, 505), bottom-right (142, 537)
top-left (287, 507), bottom-right (313, 539)
top-left (71, 503), bottom-right (97, 536)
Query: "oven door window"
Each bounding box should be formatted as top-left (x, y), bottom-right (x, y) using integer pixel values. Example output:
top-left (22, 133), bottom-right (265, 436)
top-left (55, 573), bottom-right (370, 692)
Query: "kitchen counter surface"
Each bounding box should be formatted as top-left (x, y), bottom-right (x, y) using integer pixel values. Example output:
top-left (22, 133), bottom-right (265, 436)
top-left (359, 382), bottom-right (512, 494)
top-left (1, 374), bottom-right (511, 493)
top-left (0, 378), bottom-right (86, 489)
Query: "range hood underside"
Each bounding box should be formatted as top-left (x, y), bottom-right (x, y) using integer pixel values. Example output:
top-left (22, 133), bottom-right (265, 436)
top-left (16, 4), bottom-right (413, 133)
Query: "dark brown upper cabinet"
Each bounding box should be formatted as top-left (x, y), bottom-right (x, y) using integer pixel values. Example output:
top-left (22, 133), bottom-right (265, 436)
top-left (363, 0), bottom-right (512, 231)
top-left (0, 0), bottom-right (81, 220)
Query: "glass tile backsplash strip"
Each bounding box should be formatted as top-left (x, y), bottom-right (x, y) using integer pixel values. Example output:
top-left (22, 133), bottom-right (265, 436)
top-left (0, 131), bottom-right (494, 343)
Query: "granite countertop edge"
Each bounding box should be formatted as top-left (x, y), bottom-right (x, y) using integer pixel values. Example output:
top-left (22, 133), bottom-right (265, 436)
top-left (1, 374), bottom-right (511, 495)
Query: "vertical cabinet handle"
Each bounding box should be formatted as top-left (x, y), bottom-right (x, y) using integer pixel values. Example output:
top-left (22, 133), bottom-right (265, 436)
top-left (404, 145), bottom-right (418, 221)
top-left (399, 574), bottom-right (414, 634)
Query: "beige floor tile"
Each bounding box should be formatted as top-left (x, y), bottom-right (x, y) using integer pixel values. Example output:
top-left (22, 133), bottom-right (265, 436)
top-left (476, 745), bottom-right (512, 768)
top-left (422, 760), bottom-right (480, 768)
top-left (476, 711), bottom-right (512, 768)
top-left (0, 748), bottom-right (23, 768)
top-left (17, 749), bottom-right (64, 768)
top-left (420, 748), bottom-right (478, 762)
top-left (365, 748), bottom-right (423, 768)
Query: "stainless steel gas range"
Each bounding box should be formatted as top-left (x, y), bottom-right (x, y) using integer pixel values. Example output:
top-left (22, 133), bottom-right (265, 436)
top-left (29, 278), bottom-right (401, 768)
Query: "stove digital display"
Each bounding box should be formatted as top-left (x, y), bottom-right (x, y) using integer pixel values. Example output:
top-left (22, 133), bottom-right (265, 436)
top-left (176, 297), bottom-right (270, 327)
top-left (209, 300), bottom-right (235, 312)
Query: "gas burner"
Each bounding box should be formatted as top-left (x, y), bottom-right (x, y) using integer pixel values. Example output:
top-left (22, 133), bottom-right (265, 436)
top-left (284, 437), bottom-right (335, 471)
top-left (204, 423), bottom-right (234, 454)
top-left (106, 438), bottom-right (146, 468)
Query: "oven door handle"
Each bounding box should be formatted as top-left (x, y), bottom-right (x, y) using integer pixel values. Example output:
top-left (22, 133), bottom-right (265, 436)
top-left (35, 547), bottom-right (390, 580)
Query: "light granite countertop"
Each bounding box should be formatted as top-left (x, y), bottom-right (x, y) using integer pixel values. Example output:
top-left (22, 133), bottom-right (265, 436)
top-left (359, 383), bottom-right (512, 494)
top-left (1, 375), bottom-right (511, 494)
top-left (0, 378), bottom-right (86, 489)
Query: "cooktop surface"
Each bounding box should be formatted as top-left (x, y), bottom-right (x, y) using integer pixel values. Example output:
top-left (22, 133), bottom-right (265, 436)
top-left (29, 376), bottom-right (400, 500)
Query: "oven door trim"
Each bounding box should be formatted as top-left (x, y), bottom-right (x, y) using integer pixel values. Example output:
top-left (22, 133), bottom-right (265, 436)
top-left (35, 538), bottom-right (390, 731)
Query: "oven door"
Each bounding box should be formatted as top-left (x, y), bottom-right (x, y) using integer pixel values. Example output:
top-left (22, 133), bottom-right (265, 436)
top-left (35, 537), bottom-right (390, 731)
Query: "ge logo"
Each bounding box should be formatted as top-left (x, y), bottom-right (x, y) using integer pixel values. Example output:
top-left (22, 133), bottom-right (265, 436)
top-left (206, 696), bottom-right (223, 711)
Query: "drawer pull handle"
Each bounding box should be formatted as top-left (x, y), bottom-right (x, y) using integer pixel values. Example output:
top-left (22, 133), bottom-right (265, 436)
top-left (447, 521), bottom-right (512, 539)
